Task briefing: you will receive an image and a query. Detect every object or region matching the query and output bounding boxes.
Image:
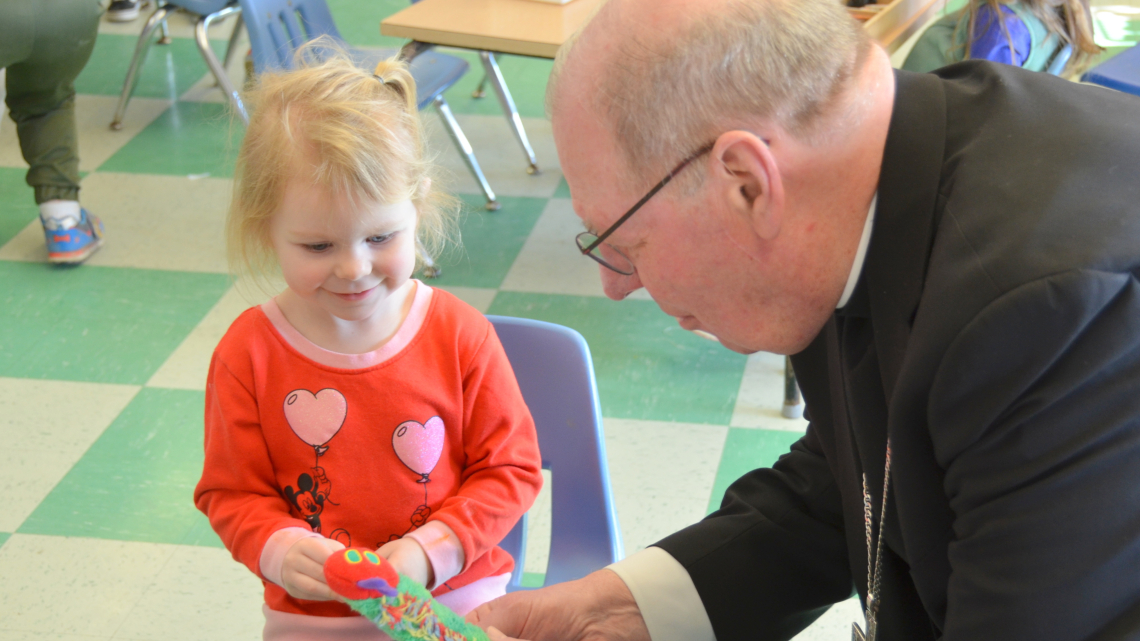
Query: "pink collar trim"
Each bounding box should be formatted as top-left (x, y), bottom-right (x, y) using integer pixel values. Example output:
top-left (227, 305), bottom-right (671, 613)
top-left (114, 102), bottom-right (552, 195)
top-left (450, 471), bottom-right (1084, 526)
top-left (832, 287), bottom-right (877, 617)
top-left (261, 281), bottom-right (433, 370)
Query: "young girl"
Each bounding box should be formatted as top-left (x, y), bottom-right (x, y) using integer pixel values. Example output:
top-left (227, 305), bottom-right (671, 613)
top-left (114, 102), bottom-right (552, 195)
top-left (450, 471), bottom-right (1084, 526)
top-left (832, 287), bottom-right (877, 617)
top-left (193, 49), bottom-right (543, 640)
top-left (902, 0), bottom-right (1102, 76)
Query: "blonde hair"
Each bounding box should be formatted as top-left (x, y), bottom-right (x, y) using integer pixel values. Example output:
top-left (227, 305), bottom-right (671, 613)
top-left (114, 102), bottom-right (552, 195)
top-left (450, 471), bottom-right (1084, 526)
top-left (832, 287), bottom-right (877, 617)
top-left (963, 0), bottom-right (1101, 75)
top-left (227, 41), bottom-right (458, 283)
top-left (548, 0), bottom-right (871, 186)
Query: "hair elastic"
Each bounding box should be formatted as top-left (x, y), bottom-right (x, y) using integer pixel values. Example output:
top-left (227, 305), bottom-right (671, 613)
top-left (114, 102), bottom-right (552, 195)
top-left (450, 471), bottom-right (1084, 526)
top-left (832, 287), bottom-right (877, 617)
top-left (373, 73), bottom-right (386, 85)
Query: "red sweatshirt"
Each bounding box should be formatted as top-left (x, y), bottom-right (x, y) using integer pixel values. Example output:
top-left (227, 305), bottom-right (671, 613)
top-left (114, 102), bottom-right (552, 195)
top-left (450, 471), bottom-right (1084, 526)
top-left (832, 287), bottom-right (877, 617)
top-left (194, 283), bottom-right (542, 619)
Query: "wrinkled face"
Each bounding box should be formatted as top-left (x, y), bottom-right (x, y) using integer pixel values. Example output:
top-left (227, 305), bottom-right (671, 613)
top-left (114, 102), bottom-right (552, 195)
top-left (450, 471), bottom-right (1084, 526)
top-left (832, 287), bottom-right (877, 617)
top-left (269, 178), bottom-right (418, 325)
top-left (551, 93), bottom-right (838, 354)
top-left (554, 121), bottom-right (766, 354)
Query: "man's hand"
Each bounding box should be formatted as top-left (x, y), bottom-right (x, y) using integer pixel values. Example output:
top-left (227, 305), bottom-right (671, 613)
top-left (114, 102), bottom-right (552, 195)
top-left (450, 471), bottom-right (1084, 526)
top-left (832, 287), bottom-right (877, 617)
top-left (466, 569), bottom-right (650, 641)
top-left (377, 537), bottom-right (433, 588)
top-left (280, 536), bottom-right (345, 601)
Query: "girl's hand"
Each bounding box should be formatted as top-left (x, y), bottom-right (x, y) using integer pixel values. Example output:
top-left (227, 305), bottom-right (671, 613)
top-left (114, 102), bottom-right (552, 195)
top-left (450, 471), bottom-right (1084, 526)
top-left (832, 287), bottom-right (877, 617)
top-left (377, 537), bottom-right (434, 588)
top-left (281, 536), bottom-right (346, 601)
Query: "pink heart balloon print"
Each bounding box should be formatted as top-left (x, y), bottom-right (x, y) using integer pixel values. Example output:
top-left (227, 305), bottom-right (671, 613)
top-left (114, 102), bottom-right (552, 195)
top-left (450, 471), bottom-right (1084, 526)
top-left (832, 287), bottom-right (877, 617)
top-left (284, 388), bottom-right (347, 448)
top-left (392, 417), bottom-right (444, 481)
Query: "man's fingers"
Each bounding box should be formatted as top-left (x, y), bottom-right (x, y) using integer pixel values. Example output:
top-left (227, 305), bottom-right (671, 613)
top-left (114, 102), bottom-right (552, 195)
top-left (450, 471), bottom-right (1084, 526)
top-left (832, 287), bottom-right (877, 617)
top-left (466, 591), bottom-right (534, 637)
top-left (487, 626), bottom-right (527, 641)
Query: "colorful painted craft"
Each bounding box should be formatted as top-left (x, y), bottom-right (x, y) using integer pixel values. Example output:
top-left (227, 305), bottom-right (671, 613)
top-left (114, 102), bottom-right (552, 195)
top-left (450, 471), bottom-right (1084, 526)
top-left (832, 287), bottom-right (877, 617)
top-left (323, 547), bottom-right (491, 641)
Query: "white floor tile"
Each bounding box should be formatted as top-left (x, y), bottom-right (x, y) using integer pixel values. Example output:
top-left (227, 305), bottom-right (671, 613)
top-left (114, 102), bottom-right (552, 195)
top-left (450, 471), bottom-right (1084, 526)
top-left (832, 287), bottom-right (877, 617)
top-left (602, 417), bottom-right (728, 556)
top-left (500, 198), bottom-right (606, 297)
top-left (0, 173), bottom-right (233, 272)
top-left (97, 7), bottom-right (239, 40)
top-left (435, 285), bottom-right (498, 313)
top-left (0, 534), bottom-right (177, 637)
top-left (425, 114), bottom-right (564, 200)
top-left (0, 95), bottom-right (171, 173)
top-left (146, 284), bottom-right (269, 390)
top-left (0, 378), bottom-right (140, 532)
top-left (731, 351), bottom-right (809, 432)
top-left (110, 545), bottom-right (264, 641)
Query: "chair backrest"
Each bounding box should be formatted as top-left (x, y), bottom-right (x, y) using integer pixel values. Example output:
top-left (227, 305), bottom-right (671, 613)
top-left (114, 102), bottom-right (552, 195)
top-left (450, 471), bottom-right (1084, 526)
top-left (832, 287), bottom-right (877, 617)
top-left (487, 316), bottom-right (624, 590)
top-left (238, 0), bottom-right (343, 72)
top-left (1046, 43), bottom-right (1074, 77)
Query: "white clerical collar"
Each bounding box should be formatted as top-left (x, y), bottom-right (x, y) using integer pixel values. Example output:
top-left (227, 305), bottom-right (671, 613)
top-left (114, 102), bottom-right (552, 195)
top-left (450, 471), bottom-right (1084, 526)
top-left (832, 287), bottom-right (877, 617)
top-left (836, 194), bottom-right (877, 309)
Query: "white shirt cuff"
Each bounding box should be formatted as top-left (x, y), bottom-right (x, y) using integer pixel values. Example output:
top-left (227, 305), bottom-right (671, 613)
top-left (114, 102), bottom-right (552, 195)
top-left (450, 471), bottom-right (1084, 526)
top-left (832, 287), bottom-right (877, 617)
top-left (607, 547), bottom-right (716, 641)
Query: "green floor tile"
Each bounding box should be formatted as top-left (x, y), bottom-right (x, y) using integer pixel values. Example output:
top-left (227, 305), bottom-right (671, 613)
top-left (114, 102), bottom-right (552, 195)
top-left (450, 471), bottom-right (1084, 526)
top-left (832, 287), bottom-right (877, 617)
top-left (0, 262), bottom-right (230, 384)
top-left (0, 532), bottom-right (9, 548)
top-left (488, 292), bottom-right (748, 424)
top-left (181, 512), bottom-right (225, 548)
top-left (329, 0), bottom-right (419, 48)
top-left (706, 428), bottom-right (804, 514)
top-left (553, 177), bottom-right (571, 200)
top-left (76, 34), bottom-right (226, 99)
top-left (18, 388), bottom-right (210, 544)
top-left (96, 101), bottom-right (242, 177)
top-left (441, 52), bottom-right (554, 120)
top-left (521, 572), bottom-right (545, 588)
top-left (0, 168), bottom-right (39, 247)
top-left (424, 194), bottom-right (545, 288)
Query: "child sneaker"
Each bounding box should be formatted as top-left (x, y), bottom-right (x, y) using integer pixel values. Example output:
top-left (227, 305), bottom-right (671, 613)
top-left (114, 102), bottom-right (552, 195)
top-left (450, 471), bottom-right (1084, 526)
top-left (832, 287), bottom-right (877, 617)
top-left (107, 0), bottom-right (142, 22)
top-left (42, 209), bottom-right (105, 264)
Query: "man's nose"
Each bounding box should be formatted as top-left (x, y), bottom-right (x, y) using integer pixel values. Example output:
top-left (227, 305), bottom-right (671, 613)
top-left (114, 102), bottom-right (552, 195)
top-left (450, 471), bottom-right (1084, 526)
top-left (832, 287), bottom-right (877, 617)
top-left (600, 265), bottom-right (643, 300)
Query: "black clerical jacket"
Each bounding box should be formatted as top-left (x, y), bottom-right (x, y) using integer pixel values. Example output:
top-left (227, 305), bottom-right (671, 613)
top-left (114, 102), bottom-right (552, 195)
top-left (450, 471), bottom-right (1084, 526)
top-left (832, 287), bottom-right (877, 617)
top-left (657, 63), bottom-right (1140, 641)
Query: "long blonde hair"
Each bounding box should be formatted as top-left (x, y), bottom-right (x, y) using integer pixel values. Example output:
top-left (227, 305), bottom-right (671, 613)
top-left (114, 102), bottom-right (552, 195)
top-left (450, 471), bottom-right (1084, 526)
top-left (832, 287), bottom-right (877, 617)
top-left (227, 40), bottom-right (458, 284)
top-left (965, 0), bottom-right (1102, 74)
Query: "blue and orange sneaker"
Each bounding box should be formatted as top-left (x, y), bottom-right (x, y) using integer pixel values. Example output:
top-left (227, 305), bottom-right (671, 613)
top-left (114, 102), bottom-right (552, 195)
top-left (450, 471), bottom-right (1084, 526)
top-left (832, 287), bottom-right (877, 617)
top-left (42, 209), bottom-right (105, 264)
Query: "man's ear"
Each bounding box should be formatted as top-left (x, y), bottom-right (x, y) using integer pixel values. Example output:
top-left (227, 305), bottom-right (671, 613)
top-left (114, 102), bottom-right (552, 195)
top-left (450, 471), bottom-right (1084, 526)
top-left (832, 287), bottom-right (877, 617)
top-left (710, 131), bottom-right (784, 241)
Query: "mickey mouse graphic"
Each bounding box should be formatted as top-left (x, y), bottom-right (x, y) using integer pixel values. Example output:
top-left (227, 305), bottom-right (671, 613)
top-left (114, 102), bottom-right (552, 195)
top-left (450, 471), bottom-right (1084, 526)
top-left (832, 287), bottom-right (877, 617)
top-left (284, 471), bottom-right (326, 531)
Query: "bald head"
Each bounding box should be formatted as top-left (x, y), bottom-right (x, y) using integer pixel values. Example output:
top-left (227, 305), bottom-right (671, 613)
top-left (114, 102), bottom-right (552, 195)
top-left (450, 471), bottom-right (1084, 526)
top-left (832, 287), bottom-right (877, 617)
top-left (549, 0), bottom-right (872, 184)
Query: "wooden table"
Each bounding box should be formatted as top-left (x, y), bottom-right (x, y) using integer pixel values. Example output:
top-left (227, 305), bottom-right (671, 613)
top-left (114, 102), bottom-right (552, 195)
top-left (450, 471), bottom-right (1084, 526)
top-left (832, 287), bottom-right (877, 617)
top-left (381, 0), bottom-right (605, 59)
top-left (382, 0), bottom-right (946, 59)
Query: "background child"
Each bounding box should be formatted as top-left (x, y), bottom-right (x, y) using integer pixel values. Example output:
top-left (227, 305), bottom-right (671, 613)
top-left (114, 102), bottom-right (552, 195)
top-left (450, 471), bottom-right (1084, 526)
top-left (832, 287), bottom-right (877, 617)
top-left (193, 49), bottom-right (543, 640)
top-left (902, 0), bottom-right (1102, 76)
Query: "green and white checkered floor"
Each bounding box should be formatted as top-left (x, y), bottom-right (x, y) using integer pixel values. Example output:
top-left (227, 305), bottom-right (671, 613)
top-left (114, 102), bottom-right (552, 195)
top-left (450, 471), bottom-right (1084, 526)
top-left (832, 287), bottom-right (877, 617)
top-left (0, 2), bottom-right (853, 638)
top-left (7, 1), bottom-right (1137, 638)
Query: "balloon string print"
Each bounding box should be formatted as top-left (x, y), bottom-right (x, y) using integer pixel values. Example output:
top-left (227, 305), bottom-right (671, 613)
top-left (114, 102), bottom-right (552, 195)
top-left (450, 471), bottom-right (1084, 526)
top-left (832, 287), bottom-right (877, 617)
top-left (392, 417), bottom-right (445, 538)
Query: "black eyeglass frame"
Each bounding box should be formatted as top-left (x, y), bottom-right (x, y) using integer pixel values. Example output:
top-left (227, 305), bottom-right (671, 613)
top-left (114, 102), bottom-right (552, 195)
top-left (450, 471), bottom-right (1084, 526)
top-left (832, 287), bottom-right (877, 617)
top-left (575, 141), bottom-right (716, 275)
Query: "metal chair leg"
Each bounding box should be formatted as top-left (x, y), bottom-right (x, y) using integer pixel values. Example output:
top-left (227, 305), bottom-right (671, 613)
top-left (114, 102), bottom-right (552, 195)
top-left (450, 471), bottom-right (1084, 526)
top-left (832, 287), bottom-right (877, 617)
top-left (479, 52), bottom-right (539, 175)
top-left (417, 239), bottom-right (441, 278)
top-left (434, 95), bottom-right (499, 211)
top-left (158, 12), bottom-right (172, 44)
top-left (195, 5), bottom-right (248, 124)
top-left (110, 3), bottom-right (176, 130)
top-left (782, 356), bottom-right (804, 419)
top-left (472, 74), bottom-right (487, 99)
top-left (220, 13), bottom-right (245, 81)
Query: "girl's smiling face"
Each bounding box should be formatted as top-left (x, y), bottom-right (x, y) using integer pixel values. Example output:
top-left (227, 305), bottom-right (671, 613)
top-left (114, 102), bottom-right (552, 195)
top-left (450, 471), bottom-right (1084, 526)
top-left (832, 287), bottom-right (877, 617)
top-left (269, 177), bottom-right (418, 328)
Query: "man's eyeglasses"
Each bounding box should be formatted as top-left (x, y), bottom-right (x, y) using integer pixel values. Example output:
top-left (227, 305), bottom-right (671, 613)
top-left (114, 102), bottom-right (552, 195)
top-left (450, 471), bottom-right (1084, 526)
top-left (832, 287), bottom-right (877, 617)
top-left (575, 142), bottom-right (715, 275)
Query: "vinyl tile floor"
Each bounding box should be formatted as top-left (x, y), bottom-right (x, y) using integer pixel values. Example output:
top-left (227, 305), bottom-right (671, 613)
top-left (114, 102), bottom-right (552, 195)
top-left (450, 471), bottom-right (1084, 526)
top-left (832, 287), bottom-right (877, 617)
top-left (5, 1), bottom-right (1137, 639)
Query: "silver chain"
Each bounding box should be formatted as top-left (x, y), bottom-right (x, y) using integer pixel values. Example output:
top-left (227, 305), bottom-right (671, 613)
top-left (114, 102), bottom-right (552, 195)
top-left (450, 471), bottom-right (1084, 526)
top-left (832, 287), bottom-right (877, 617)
top-left (853, 441), bottom-right (892, 641)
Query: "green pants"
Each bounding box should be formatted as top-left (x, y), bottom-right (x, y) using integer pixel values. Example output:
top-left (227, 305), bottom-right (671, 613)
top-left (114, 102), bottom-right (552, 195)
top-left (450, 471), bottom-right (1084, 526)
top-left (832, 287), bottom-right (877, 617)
top-left (1, 0), bottom-right (104, 204)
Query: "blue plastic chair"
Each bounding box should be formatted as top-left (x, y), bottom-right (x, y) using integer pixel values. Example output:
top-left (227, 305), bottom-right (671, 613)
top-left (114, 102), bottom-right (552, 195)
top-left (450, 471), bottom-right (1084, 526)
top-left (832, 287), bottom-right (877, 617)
top-left (238, 0), bottom-right (500, 210)
top-left (111, 0), bottom-right (245, 130)
top-left (486, 315), bottom-right (624, 591)
top-left (1083, 44), bottom-right (1140, 96)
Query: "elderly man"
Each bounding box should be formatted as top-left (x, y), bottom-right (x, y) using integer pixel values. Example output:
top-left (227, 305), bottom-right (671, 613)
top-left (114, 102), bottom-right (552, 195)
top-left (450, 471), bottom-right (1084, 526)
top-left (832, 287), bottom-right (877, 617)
top-left (468, 0), bottom-right (1140, 639)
